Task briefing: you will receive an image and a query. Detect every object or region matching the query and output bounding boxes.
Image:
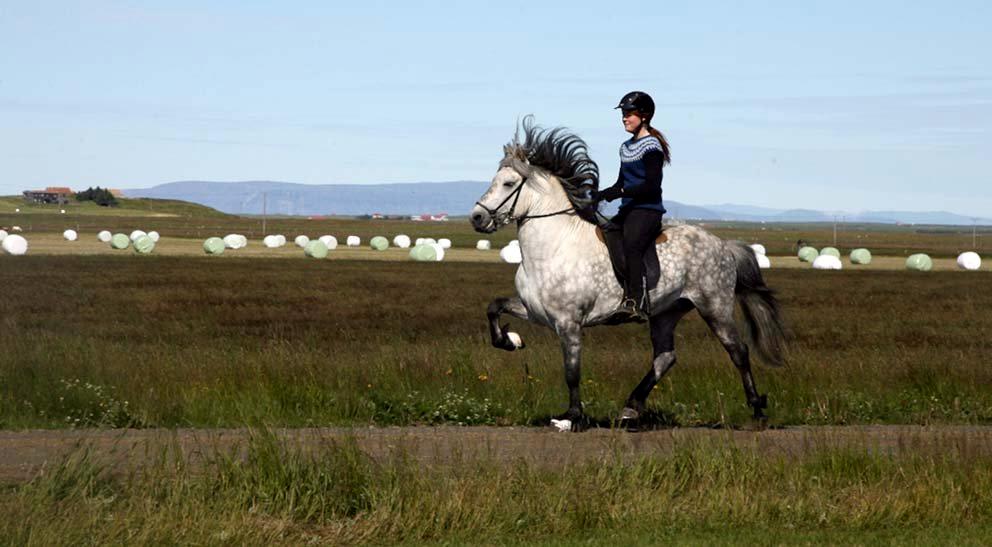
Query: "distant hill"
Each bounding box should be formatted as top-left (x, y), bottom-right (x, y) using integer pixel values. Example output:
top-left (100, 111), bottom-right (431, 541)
top-left (0, 195), bottom-right (230, 218)
top-left (123, 180), bottom-right (992, 225)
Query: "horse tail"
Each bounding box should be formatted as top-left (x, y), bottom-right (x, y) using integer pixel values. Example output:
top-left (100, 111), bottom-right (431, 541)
top-left (729, 242), bottom-right (788, 367)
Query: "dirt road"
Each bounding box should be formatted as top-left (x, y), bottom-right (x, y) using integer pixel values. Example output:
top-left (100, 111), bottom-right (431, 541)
top-left (2, 425), bottom-right (991, 483)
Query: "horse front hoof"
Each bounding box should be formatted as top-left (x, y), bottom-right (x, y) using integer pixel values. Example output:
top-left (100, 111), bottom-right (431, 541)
top-left (619, 407), bottom-right (640, 421)
top-left (506, 331), bottom-right (525, 349)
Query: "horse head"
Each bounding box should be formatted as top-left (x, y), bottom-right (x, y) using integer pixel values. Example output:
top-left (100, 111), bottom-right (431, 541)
top-left (470, 144), bottom-right (535, 233)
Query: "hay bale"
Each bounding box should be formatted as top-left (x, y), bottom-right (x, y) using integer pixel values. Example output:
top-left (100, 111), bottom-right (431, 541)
top-left (111, 234), bottom-right (130, 250)
top-left (820, 247), bottom-right (841, 258)
top-left (97, 230), bottom-right (112, 243)
top-left (757, 254), bottom-right (771, 269)
top-left (750, 243), bottom-right (766, 256)
top-left (305, 240), bottom-right (329, 258)
top-left (148, 231), bottom-right (160, 242)
top-left (421, 238), bottom-right (436, 246)
top-left (224, 234), bottom-right (247, 249)
top-left (370, 236), bottom-right (389, 251)
top-left (957, 252), bottom-right (981, 271)
top-left (500, 244), bottom-right (522, 264)
top-left (133, 235), bottom-right (155, 254)
top-left (509, 239), bottom-right (519, 247)
top-left (850, 248), bottom-right (872, 265)
top-left (798, 246), bottom-right (819, 262)
top-left (438, 238), bottom-right (452, 249)
top-left (129, 230), bottom-right (146, 242)
top-left (393, 235), bottom-right (411, 248)
top-left (408, 244), bottom-right (437, 262)
top-left (203, 237), bottom-right (225, 255)
top-left (430, 242), bottom-right (445, 261)
top-left (263, 235), bottom-right (280, 248)
top-left (476, 239), bottom-right (492, 250)
top-left (63, 229), bottom-right (78, 241)
top-left (906, 254), bottom-right (933, 271)
top-left (0, 230), bottom-right (7, 242)
top-left (275, 235), bottom-right (287, 247)
top-left (812, 255), bottom-right (842, 270)
top-left (318, 235), bottom-right (338, 250)
top-left (295, 235), bottom-right (310, 248)
top-left (346, 235), bottom-right (361, 247)
top-left (2, 234), bottom-right (27, 255)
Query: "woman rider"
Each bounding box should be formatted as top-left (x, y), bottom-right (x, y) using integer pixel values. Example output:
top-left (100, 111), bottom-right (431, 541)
top-left (593, 91), bottom-right (671, 322)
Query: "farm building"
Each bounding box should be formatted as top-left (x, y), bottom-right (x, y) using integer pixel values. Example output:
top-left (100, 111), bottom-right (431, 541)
top-left (23, 187), bottom-right (73, 204)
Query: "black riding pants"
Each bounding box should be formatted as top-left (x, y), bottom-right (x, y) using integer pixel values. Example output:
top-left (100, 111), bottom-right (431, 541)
top-left (605, 207), bottom-right (664, 304)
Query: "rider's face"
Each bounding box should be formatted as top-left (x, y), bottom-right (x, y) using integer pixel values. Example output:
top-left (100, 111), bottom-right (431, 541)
top-left (622, 110), bottom-right (642, 134)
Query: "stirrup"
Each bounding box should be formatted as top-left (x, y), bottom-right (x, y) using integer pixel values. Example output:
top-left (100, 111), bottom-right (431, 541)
top-left (614, 298), bottom-right (648, 323)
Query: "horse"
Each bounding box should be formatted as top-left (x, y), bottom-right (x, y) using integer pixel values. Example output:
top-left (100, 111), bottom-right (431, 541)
top-left (470, 117), bottom-right (787, 430)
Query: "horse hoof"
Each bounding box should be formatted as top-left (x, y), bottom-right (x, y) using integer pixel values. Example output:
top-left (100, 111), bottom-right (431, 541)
top-left (506, 332), bottom-right (524, 349)
top-left (619, 407), bottom-right (640, 421)
top-left (550, 418), bottom-right (572, 432)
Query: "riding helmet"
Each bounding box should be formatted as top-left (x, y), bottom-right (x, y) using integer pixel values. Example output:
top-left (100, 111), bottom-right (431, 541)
top-left (615, 91), bottom-right (655, 119)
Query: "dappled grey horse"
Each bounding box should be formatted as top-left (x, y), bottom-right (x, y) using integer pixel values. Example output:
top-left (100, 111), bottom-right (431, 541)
top-left (470, 118), bottom-right (787, 430)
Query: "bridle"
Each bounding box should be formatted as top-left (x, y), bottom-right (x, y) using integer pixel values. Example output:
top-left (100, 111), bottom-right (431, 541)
top-left (474, 174), bottom-right (577, 228)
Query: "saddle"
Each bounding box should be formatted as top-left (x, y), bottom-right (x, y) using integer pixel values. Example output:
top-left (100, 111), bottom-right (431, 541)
top-left (595, 226), bottom-right (667, 292)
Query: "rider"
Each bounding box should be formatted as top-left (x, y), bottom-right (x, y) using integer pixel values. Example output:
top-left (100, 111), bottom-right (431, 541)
top-left (594, 91), bottom-right (671, 322)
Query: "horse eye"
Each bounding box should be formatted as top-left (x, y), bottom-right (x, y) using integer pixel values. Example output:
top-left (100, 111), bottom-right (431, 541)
top-left (503, 181), bottom-right (516, 187)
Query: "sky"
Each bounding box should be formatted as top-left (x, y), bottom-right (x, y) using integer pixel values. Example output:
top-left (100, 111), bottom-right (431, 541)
top-left (1, 1), bottom-right (990, 216)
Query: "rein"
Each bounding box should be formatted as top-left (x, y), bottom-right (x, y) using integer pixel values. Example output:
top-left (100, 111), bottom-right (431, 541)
top-left (475, 176), bottom-right (577, 227)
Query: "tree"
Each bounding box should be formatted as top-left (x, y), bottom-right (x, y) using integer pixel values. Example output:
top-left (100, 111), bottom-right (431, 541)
top-left (75, 186), bottom-right (118, 207)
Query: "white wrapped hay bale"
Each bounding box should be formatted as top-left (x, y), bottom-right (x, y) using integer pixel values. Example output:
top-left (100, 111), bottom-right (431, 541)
top-left (476, 239), bottom-right (492, 250)
top-left (370, 236), bottom-right (389, 251)
top-left (275, 235), bottom-right (287, 247)
top-left (224, 234), bottom-right (243, 249)
top-left (0, 230), bottom-right (7, 242)
top-left (305, 240), bottom-right (328, 259)
top-left (148, 231), bottom-right (160, 242)
top-left (757, 254), bottom-right (771, 269)
top-left (500, 244), bottom-right (522, 264)
top-left (438, 238), bottom-right (452, 249)
top-left (906, 254), bottom-right (933, 271)
top-left (820, 247), bottom-right (841, 258)
top-left (319, 235), bottom-right (338, 250)
top-left (393, 234), bottom-right (411, 248)
top-left (295, 235), bottom-right (310, 248)
top-left (850, 248), bottom-right (872, 265)
top-left (430, 242), bottom-right (445, 261)
top-left (263, 235), bottom-right (280, 248)
top-left (798, 246), bottom-right (819, 262)
top-left (346, 235), bottom-right (361, 247)
top-left (421, 238), bottom-right (436, 246)
top-left (203, 237), bottom-right (225, 255)
top-left (957, 252), bottom-right (981, 271)
top-left (63, 229), bottom-right (78, 241)
top-left (509, 239), bottom-right (519, 247)
top-left (129, 230), bottom-right (146, 242)
top-left (812, 255), bottom-right (842, 270)
top-left (97, 230), bottom-right (112, 243)
top-left (111, 234), bottom-right (130, 250)
top-left (409, 244), bottom-right (437, 262)
top-left (2, 234), bottom-right (28, 255)
top-left (133, 235), bottom-right (155, 254)
top-left (750, 243), bottom-right (766, 256)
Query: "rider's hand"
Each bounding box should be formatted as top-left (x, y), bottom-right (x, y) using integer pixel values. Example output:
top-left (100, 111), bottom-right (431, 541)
top-left (598, 186), bottom-right (622, 202)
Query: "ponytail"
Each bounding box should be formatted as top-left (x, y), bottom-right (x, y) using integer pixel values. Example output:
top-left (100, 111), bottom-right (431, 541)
top-left (645, 123), bottom-right (671, 165)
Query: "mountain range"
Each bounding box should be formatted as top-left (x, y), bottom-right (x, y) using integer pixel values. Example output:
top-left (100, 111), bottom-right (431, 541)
top-left (123, 180), bottom-right (992, 225)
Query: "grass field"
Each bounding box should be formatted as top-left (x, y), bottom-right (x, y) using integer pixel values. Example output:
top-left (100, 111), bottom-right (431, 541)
top-left (1, 256), bottom-right (990, 430)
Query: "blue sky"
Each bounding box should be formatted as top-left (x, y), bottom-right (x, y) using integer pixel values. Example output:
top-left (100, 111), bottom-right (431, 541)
top-left (1, 1), bottom-right (989, 216)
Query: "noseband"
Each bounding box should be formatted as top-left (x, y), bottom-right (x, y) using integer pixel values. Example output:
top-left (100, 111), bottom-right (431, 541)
top-left (475, 175), bottom-right (577, 227)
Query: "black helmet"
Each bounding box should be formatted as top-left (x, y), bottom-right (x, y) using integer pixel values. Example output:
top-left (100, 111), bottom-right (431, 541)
top-left (615, 91), bottom-right (655, 119)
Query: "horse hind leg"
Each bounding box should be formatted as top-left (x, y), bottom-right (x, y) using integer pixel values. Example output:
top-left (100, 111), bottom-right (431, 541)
top-left (621, 299), bottom-right (695, 421)
top-left (700, 304), bottom-right (768, 420)
top-left (487, 297), bottom-right (529, 351)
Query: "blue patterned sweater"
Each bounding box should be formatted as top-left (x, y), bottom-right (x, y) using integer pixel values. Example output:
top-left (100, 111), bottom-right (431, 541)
top-left (615, 135), bottom-right (666, 214)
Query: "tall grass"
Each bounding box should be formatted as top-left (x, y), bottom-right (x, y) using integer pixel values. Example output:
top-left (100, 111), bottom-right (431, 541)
top-left (3, 430), bottom-right (992, 544)
top-left (1, 256), bottom-right (991, 429)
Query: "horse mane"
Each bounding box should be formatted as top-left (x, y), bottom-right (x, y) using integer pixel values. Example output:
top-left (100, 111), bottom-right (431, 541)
top-left (502, 116), bottom-right (600, 224)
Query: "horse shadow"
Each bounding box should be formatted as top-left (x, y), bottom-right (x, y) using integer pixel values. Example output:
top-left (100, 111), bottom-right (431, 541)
top-left (528, 409), bottom-right (776, 432)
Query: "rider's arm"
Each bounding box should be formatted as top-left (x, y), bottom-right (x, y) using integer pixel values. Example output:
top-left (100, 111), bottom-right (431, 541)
top-left (617, 149), bottom-right (664, 201)
top-left (597, 170), bottom-right (624, 202)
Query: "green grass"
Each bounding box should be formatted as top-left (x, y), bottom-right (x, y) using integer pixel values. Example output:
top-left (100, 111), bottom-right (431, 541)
top-left (1, 256), bottom-right (990, 429)
top-left (3, 431), bottom-right (991, 545)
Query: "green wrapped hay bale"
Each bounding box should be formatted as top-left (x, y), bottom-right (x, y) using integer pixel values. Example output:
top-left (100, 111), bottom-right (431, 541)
top-left (798, 246), bottom-right (819, 262)
top-left (408, 244), bottom-right (437, 262)
top-left (304, 240), bottom-right (328, 259)
top-left (820, 247), bottom-right (841, 258)
top-left (203, 237), bottom-right (225, 255)
top-left (850, 248), bottom-right (872, 265)
top-left (370, 236), bottom-right (389, 251)
top-left (906, 253), bottom-right (933, 272)
top-left (133, 235), bottom-right (156, 254)
top-left (111, 233), bottom-right (130, 250)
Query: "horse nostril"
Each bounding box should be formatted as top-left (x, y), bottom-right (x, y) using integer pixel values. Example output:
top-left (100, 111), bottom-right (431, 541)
top-left (472, 213), bottom-right (484, 223)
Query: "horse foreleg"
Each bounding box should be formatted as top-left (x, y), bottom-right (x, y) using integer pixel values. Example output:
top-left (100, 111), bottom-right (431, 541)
top-left (487, 297), bottom-right (529, 351)
top-left (554, 324), bottom-right (586, 430)
top-left (621, 299), bottom-right (695, 421)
